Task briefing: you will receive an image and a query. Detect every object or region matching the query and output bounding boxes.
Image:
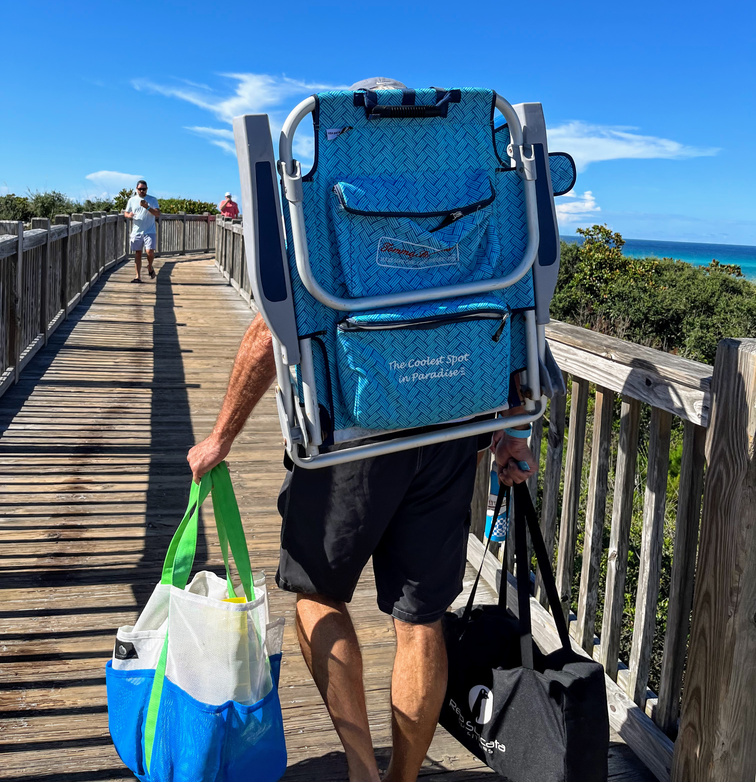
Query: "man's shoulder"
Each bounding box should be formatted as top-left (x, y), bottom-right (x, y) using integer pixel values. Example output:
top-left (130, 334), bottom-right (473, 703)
top-left (147, 195), bottom-right (159, 207)
top-left (126, 195), bottom-right (138, 207)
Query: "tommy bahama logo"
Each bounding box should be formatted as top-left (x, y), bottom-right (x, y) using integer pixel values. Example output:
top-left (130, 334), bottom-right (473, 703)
top-left (376, 236), bottom-right (459, 269)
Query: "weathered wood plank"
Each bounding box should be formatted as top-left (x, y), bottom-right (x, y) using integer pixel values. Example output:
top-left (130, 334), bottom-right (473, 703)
top-left (673, 339), bottom-right (756, 781)
top-left (546, 320), bottom-right (711, 392)
top-left (627, 407), bottom-right (673, 706)
top-left (547, 327), bottom-right (710, 427)
top-left (576, 386), bottom-right (615, 653)
top-left (600, 397), bottom-right (641, 680)
top-left (655, 421), bottom-right (705, 736)
top-left (555, 377), bottom-right (589, 620)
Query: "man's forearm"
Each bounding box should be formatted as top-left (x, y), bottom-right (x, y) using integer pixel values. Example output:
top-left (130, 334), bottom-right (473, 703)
top-left (211, 313), bottom-right (277, 445)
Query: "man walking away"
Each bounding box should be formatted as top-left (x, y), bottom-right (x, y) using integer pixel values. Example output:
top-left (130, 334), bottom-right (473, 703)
top-left (219, 192), bottom-right (239, 218)
top-left (124, 180), bottom-right (160, 282)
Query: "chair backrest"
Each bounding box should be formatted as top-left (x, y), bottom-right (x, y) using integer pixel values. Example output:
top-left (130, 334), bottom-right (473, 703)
top-left (234, 87), bottom-right (577, 460)
top-left (281, 88), bottom-right (564, 440)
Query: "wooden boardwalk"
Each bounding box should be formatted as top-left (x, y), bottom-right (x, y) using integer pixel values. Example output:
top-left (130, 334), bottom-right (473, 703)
top-left (0, 252), bottom-right (651, 781)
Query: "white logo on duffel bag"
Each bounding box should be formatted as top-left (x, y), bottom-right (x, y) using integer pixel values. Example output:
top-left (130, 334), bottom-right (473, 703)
top-left (468, 684), bottom-right (493, 725)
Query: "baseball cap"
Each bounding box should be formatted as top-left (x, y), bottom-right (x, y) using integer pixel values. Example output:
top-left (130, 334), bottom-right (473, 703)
top-left (225, 191), bottom-right (231, 197)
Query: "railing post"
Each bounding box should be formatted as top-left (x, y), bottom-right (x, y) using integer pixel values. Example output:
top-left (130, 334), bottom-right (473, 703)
top-left (180, 212), bottom-right (187, 255)
top-left (31, 217), bottom-right (51, 345)
top-left (71, 214), bottom-right (84, 291)
top-left (556, 377), bottom-right (589, 620)
top-left (82, 213), bottom-right (93, 287)
top-left (157, 213), bottom-right (162, 257)
top-left (203, 212), bottom-right (210, 252)
top-left (673, 338), bottom-right (756, 781)
top-left (54, 215), bottom-right (71, 316)
top-left (98, 212), bottom-right (106, 274)
top-left (627, 406), bottom-right (672, 705)
top-left (600, 397), bottom-right (641, 679)
top-left (9, 221), bottom-right (23, 384)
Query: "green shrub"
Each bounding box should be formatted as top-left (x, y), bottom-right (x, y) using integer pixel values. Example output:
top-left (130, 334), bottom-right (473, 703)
top-left (552, 225), bottom-right (756, 364)
top-left (0, 194), bottom-right (33, 222)
top-left (113, 188), bottom-right (218, 215)
top-left (26, 190), bottom-right (78, 219)
top-left (154, 197), bottom-right (219, 215)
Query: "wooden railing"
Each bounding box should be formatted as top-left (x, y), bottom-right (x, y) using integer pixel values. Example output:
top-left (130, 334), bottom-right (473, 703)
top-left (0, 211), bottom-right (218, 397)
top-left (146, 212), bottom-right (216, 256)
top-left (213, 217), bottom-right (755, 781)
top-left (213, 217), bottom-right (249, 300)
top-left (467, 322), bottom-right (713, 780)
top-left (0, 213), bottom-right (128, 397)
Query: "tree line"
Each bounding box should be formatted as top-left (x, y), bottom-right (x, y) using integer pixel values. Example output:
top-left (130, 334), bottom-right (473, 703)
top-left (0, 188), bottom-right (220, 222)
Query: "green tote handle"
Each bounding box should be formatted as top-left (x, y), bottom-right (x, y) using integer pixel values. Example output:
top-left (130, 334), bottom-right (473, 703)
top-left (145, 463), bottom-right (256, 772)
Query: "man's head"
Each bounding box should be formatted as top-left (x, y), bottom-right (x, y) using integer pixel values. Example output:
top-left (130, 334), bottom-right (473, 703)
top-left (136, 180), bottom-right (148, 196)
top-left (350, 77), bottom-right (407, 91)
top-left (225, 191), bottom-right (232, 199)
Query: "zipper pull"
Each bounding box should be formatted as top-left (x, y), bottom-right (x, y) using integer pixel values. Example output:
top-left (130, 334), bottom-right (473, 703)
top-left (430, 209), bottom-right (466, 232)
top-left (491, 312), bottom-right (509, 342)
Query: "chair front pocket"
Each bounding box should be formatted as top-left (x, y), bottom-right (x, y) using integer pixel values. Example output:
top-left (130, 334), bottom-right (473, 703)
top-left (331, 172), bottom-right (499, 298)
top-left (335, 298), bottom-right (511, 431)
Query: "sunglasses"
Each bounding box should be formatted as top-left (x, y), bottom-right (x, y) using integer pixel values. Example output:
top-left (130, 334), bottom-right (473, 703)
top-left (137, 187), bottom-right (147, 192)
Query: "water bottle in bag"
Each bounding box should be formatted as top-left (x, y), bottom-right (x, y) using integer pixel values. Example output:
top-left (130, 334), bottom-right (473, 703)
top-left (484, 468), bottom-right (509, 543)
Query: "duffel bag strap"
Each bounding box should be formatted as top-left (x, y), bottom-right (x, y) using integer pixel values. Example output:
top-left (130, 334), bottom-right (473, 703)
top-left (460, 483), bottom-right (510, 630)
top-left (512, 482), bottom-right (571, 651)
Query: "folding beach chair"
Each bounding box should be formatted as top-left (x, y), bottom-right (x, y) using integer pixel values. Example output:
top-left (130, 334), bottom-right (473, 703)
top-left (233, 87), bottom-right (576, 467)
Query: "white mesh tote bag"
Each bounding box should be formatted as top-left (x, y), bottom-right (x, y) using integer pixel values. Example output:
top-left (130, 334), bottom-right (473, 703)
top-left (106, 463), bottom-right (286, 781)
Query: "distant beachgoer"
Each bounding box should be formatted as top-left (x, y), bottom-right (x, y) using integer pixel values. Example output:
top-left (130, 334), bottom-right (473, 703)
top-left (219, 192), bottom-right (239, 218)
top-left (124, 180), bottom-right (160, 283)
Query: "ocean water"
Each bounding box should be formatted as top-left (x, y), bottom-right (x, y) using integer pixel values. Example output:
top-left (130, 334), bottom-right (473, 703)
top-left (561, 236), bottom-right (756, 281)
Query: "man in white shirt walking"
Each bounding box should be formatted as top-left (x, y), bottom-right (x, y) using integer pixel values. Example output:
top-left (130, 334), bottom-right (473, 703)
top-left (124, 180), bottom-right (160, 282)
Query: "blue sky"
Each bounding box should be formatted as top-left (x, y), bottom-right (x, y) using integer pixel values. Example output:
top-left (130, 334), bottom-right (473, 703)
top-left (1, 0), bottom-right (754, 245)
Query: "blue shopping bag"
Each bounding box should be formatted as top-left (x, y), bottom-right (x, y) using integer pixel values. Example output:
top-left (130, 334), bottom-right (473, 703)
top-left (106, 464), bottom-right (287, 782)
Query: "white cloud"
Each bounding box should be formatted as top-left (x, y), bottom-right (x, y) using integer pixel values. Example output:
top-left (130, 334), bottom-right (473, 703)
top-left (133, 73), bottom-right (347, 163)
top-left (134, 73), bottom-right (347, 124)
top-left (555, 190), bottom-right (601, 225)
top-left (85, 170), bottom-right (144, 193)
top-left (0, 184), bottom-right (8, 196)
top-left (547, 121), bottom-right (719, 172)
top-left (185, 126), bottom-right (235, 155)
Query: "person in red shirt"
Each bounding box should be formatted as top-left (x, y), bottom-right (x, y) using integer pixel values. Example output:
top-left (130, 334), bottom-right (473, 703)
top-left (219, 192), bottom-right (239, 218)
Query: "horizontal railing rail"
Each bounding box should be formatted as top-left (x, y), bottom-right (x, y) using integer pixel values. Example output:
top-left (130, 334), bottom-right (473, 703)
top-left (139, 212), bottom-right (216, 257)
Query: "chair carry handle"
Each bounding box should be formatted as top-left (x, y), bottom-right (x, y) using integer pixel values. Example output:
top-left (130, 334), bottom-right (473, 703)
top-left (354, 88), bottom-right (461, 119)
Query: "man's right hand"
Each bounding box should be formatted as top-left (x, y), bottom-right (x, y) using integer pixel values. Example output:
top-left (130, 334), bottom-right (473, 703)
top-left (188, 434), bottom-right (232, 483)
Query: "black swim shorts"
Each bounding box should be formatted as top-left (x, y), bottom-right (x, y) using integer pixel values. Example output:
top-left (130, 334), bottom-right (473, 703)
top-left (276, 436), bottom-right (481, 624)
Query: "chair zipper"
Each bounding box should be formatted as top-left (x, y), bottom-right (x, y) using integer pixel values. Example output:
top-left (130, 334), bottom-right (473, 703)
top-left (339, 309), bottom-right (509, 338)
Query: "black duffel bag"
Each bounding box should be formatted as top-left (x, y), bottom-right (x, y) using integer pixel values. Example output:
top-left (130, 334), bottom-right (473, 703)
top-left (439, 482), bottom-right (609, 781)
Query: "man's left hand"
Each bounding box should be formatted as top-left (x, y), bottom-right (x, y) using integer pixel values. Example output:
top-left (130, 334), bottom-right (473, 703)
top-left (492, 430), bottom-right (537, 487)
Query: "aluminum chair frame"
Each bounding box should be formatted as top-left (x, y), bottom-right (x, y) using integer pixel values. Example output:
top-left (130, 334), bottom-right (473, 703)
top-left (234, 90), bottom-right (553, 468)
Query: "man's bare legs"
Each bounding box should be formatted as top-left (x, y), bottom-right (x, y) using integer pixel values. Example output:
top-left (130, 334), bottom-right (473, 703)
top-left (133, 249), bottom-right (142, 280)
top-left (297, 595), bottom-right (447, 782)
top-left (385, 619), bottom-right (447, 781)
top-left (296, 594), bottom-right (380, 782)
top-left (146, 248), bottom-right (155, 277)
